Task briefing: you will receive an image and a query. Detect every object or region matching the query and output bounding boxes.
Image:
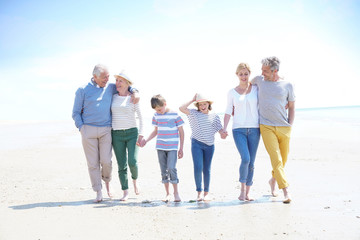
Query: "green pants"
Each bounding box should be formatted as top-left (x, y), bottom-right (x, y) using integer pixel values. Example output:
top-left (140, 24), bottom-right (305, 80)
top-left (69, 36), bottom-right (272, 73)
top-left (112, 128), bottom-right (139, 190)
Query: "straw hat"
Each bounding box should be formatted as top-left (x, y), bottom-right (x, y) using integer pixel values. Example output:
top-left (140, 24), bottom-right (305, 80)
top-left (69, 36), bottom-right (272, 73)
top-left (114, 71), bottom-right (132, 85)
top-left (194, 93), bottom-right (213, 106)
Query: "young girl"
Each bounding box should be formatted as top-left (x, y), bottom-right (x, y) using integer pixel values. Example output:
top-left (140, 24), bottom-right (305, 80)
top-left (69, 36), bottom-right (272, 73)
top-left (179, 94), bottom-right (227, 201)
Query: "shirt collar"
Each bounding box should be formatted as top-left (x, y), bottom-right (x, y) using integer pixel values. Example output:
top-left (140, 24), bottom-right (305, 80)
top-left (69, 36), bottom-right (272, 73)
top-left (91, 78), bottom-right (101, 88)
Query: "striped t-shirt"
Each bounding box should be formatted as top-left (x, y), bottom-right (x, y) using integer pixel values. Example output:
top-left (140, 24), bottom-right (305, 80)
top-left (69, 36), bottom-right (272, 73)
top-left (111, 94), bottom-right (143, 134)
top-left (152, 111), bottom-right (184, 151)
top-left (187, 109), bottom-right (223, 146)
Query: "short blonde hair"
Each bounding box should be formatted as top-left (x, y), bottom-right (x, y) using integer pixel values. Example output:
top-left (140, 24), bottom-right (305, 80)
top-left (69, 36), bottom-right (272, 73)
top-left (235, 63), bottom-right (251, 75)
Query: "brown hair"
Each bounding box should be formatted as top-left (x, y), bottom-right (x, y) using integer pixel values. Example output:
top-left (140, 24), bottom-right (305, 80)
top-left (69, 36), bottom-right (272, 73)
top-left (151, 94), bottom-right (166, 109)
top-left (195, 102), bottom-right (212, 111)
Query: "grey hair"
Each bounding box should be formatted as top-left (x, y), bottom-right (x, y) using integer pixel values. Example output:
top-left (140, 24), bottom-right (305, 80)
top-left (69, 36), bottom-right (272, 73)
top-left (92, 64), bottom-right (108, 77)
top-left (261, 56), bottom-right (280, 72)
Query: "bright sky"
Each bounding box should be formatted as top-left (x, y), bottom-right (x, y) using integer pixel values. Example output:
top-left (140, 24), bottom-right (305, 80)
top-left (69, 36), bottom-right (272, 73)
top-left (1, 0), bottom-right (359, 121)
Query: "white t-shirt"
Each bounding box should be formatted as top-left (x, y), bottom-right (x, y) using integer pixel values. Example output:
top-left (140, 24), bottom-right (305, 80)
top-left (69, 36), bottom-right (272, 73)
top-left (225, 85), bottom-right (259, 129)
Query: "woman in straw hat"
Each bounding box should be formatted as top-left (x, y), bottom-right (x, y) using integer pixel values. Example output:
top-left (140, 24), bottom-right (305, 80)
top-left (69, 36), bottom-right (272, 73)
top-left (180, 94), bottom-right (227, 201)
top-left (111, 71), bottom-right (143, 201)
top-left (223, 63), bottom-right (260, 201)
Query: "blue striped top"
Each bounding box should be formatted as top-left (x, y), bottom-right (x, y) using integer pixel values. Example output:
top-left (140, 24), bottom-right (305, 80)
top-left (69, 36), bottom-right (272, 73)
top-left (152, 111), bottom-right (184, 151)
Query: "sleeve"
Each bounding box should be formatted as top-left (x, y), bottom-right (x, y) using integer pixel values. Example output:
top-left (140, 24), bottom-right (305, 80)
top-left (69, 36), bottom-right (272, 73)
top-left (287, 83), bottom-right (296, 102)
top-left (251, 76), bottom-right (259, 85)
top-left (152, 115), bottom-right (158, 127)
top-left (176, 114), bottom-right (185, 127)
top-left (224, 90), bottom-right (234, 115)
top-left (128, 86), bottom-right (139, 93)
top-left (135, 103), bottom-right (144, 135)
top-left (214, 115), bottom-right (223, 132)
top-left (109, 83), bottom-right (117, 94)
top-left (72, 87), bottom-right (84, 130)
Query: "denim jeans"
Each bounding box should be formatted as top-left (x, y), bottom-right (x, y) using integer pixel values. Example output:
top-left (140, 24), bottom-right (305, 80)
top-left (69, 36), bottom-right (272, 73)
top-left (191, 138), bottom-right (215, 192)
top-left (232, 128), bottom-right (260, 186)
top-left (157, 150), bottom-right (179, 184)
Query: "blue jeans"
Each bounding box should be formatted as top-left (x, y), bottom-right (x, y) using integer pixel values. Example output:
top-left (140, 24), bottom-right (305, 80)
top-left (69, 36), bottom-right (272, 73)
top-left (232, 128), bottom-right (260, 186)
top-left (191, 138), bottom-right (215, 192)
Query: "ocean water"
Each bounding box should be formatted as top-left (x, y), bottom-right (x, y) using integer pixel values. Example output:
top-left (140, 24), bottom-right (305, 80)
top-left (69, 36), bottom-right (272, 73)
top-left (296, 106), bottom-right (360, 125)
top-left (0, 106), bottom-right (359, 151)
top-left (293, 106), bottom-right (360, 143)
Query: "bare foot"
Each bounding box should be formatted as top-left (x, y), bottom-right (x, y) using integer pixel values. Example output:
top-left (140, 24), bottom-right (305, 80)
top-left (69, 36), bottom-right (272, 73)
top-left (196, 192), bottom-right (203, 201)
top-left (119, 190), bottom-right (129, 201)
top-left (162, 194), bottom-right (171, 202)
top-left (245, 196), bottom-right (255, 201)
top-left (203, 192), bottom-right (211, 202)
top-left (283, 187), bottom-right (291, 204)
top-left (105, 182), bottom-right (113, 199)
top-left (238, 190), bottom-right (246, 201)
top-left (269, 178), bottom-right (278, 197)
top-left (245, 185), bottom-right (254, 201)
top-left (174, 193), bottom-right (181, 202)
top-left (133, 179), bottom-right (140, 195)
top-left (94, 190), bottom-right (103, 203)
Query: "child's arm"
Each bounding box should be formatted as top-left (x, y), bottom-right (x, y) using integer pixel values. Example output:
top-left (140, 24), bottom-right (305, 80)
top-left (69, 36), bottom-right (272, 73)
top-left (179, 94), bottom-right (197, 115)
top-left (140, 127), bottom-right (158, 147)
top-left (178, 126), bottom-right (184, 159)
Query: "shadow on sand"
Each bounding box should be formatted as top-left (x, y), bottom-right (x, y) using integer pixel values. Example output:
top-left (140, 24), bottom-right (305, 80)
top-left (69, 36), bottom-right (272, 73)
top-left (9, 195), bottom-right (285, 210)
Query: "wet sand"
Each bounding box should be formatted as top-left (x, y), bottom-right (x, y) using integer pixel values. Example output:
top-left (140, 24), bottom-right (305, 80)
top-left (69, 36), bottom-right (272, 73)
top-left (0, 115), bottom-right (359, 239)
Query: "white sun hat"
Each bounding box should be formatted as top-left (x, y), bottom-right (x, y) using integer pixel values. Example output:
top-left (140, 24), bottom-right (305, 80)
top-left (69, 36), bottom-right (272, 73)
top-left (114, 71), bottom-right (132, 85)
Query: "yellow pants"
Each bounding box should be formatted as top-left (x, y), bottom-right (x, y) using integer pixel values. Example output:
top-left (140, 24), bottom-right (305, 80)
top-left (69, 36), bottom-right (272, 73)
top-left (260, 124), bottom-right (292, 189)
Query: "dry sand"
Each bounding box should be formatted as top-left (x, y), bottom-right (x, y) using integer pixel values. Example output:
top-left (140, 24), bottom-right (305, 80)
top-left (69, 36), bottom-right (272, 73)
top-left (0, 115), bottom-right (359, 240)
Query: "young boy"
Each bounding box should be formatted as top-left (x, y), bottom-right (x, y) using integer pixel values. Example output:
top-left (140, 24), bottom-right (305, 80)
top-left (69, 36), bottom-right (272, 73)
top-left (140, 94), bottom-right (184, 202)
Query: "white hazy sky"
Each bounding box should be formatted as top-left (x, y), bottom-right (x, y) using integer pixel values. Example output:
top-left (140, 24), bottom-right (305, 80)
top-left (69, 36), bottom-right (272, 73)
top-left (1, 0), bottom-right (360, 121)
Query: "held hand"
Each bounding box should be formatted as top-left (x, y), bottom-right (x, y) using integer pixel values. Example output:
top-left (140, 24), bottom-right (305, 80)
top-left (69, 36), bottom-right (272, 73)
top-left (178, 149), bottom-right (184, 159)
top-left (220, 130), bottom-right (228, 139)
top-left (136, 136), bottom-right (144, 146)
top-left (192, 94), bottom-right (197, 102)
top-left (138, 138), bottom-right (146, 147)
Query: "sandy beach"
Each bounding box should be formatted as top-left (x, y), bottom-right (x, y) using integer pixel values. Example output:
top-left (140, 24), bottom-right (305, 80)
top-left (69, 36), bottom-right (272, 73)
top-left (1, 107), bottom-right (360, 240)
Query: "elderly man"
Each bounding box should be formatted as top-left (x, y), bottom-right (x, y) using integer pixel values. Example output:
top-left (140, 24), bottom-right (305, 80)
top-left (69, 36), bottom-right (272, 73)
top-left (72, 64), bottom-right (138, 202)
top-left (251, 57), bottom-right (295, 203)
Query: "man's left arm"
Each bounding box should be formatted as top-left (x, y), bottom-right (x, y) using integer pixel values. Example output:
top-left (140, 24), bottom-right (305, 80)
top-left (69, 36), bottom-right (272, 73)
top-left (288, 101), bottom-right (295, 125)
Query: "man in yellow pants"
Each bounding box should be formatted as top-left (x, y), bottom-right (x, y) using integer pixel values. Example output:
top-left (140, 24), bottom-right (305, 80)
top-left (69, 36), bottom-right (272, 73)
top-left (252, 56), bottom-right (295, 203)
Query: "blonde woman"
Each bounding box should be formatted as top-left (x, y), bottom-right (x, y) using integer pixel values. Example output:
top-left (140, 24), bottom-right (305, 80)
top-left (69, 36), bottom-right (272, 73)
top-left (223, 63), bottom-right (260, 201)
top-left (111, 71), bottom-right (143, 201)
